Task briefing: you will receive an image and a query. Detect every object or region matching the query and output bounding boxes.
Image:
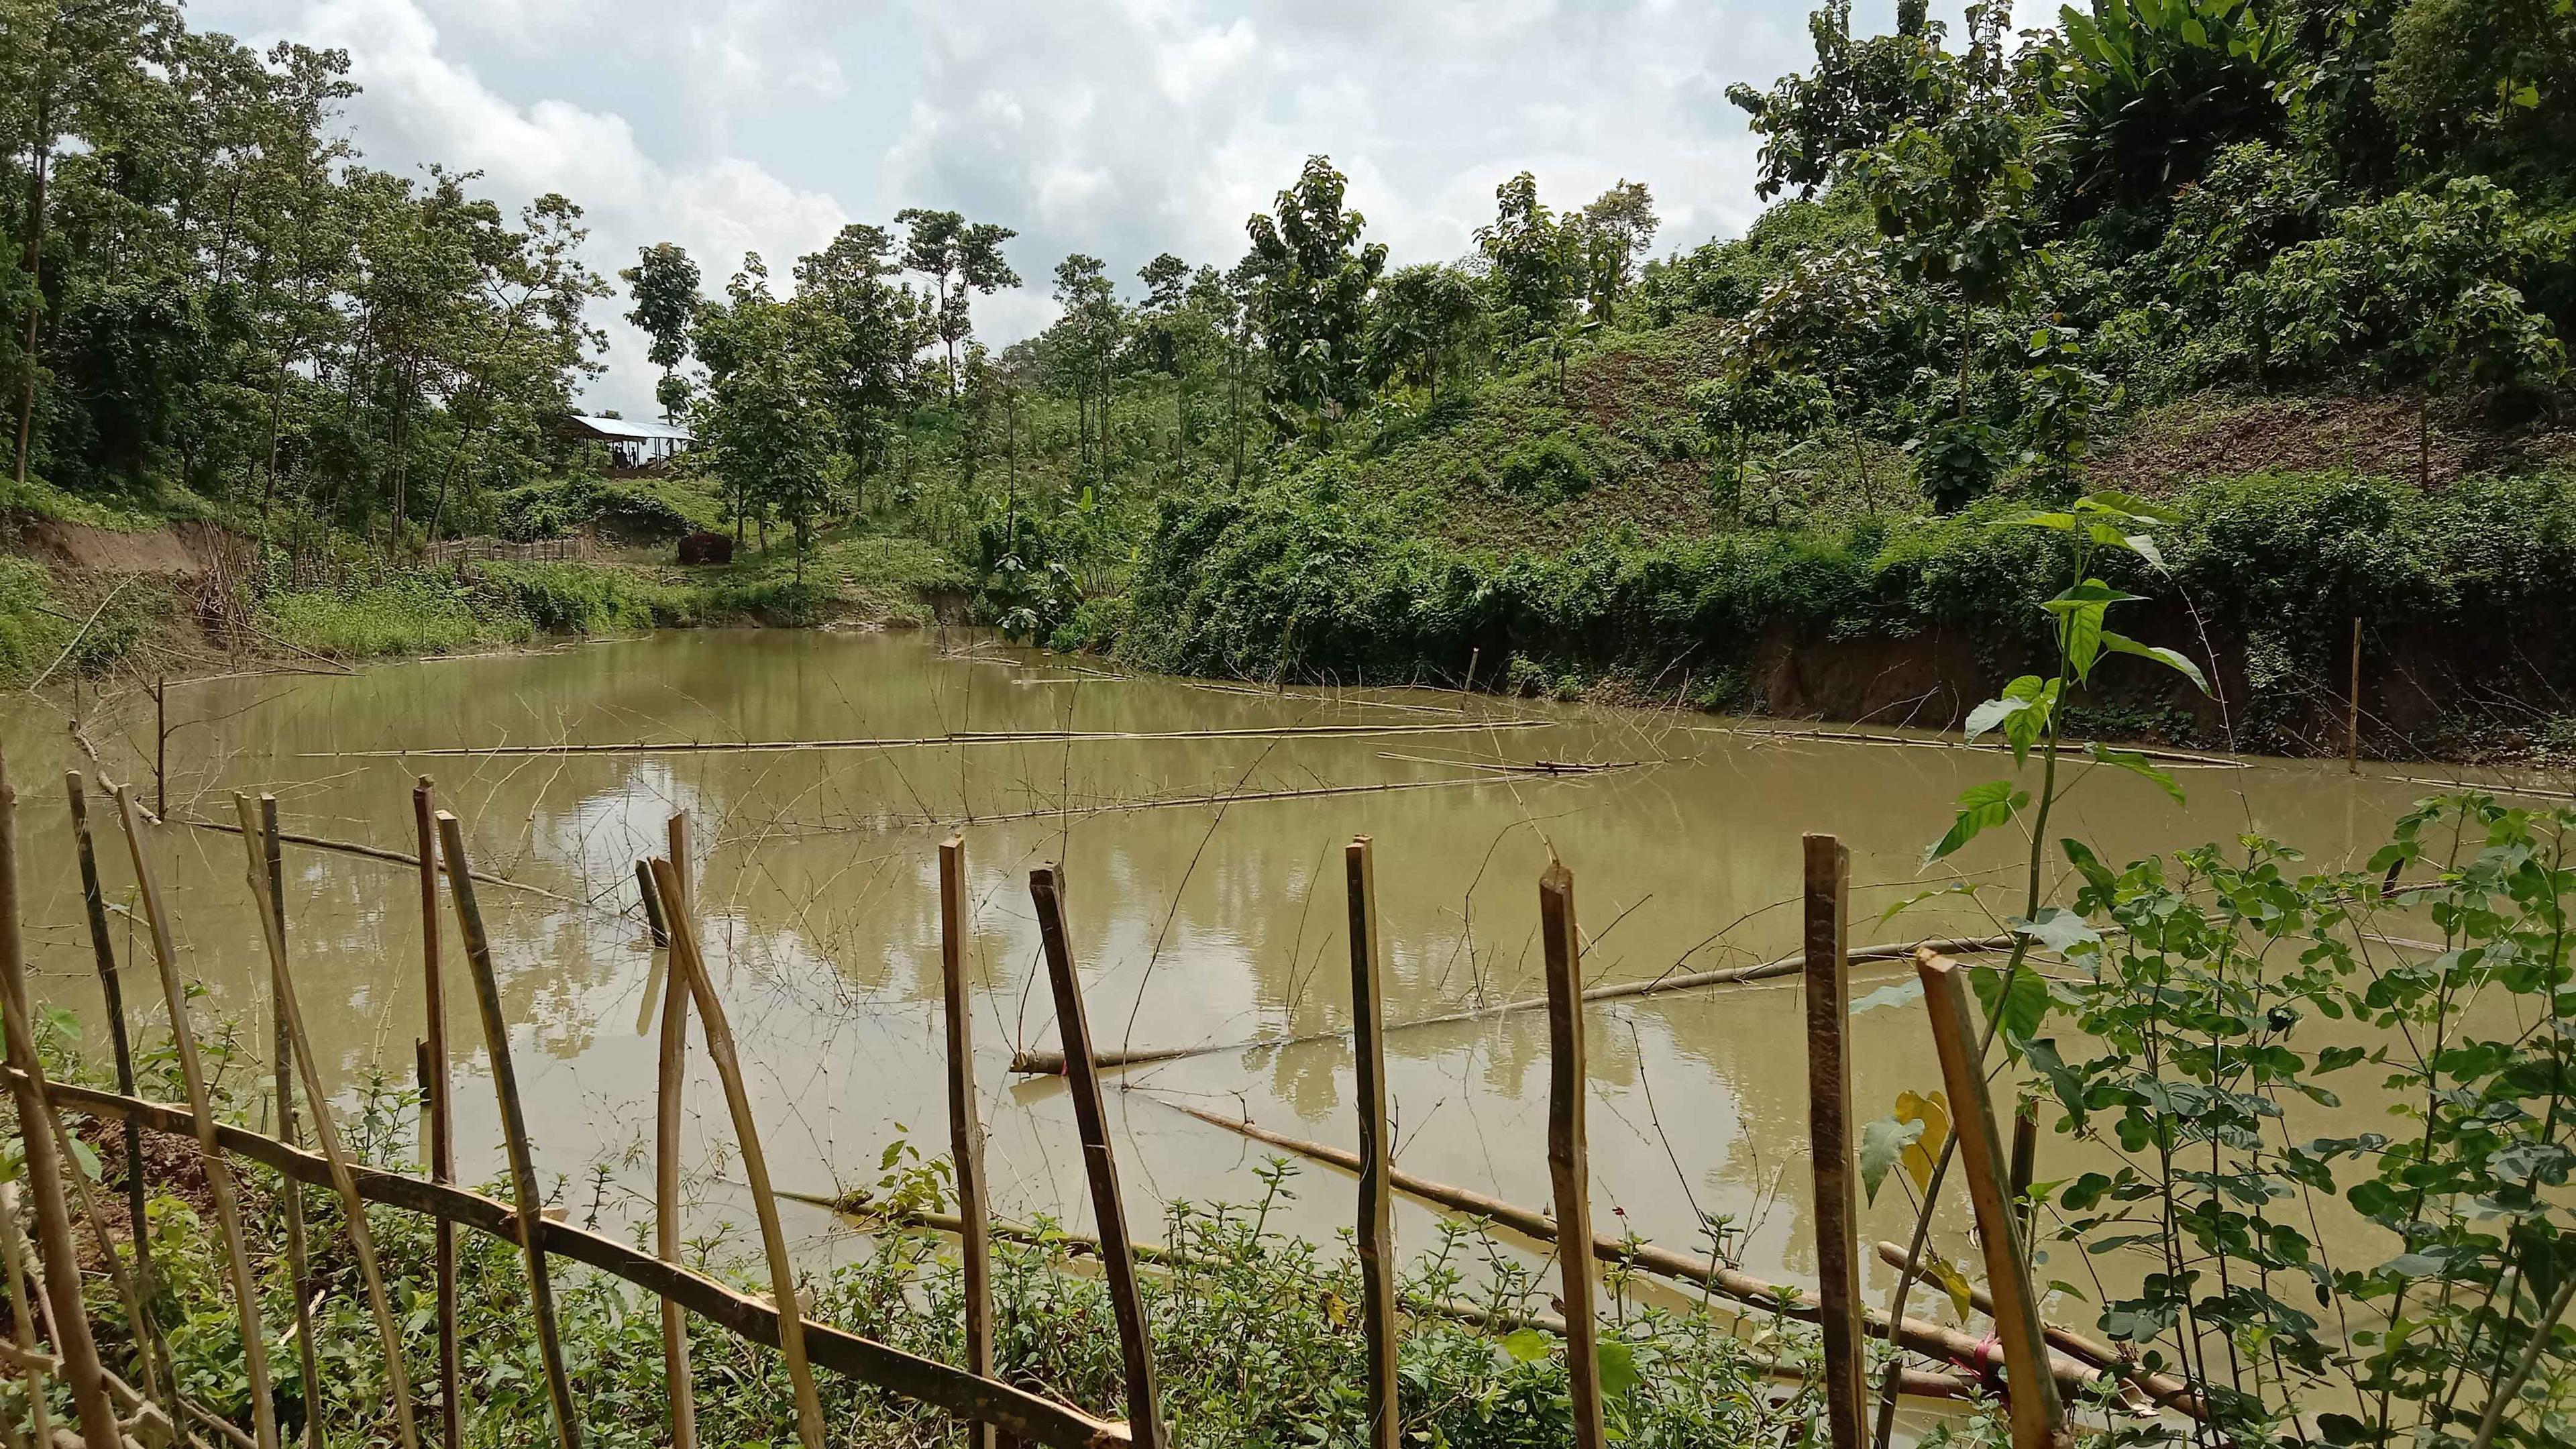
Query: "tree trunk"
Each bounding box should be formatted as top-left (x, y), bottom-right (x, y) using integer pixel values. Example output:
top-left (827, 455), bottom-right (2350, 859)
top-left (13, 103), bottom-right (52, 490)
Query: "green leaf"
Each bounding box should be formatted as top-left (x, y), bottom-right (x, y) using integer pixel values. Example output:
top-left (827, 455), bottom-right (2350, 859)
top-left (2086, 742), bottom-right (2186, 805)
top-left (2010, 906), bottom-right (2102, 953)
top-left (1923, 781), bottom-right (2029, 865)
top-left (1852, 979), bottom-right (1927, 1016)
top-left (2098, 631), bottom-right (2212, 694)
top-left (1860, 1115), bottom-right (1925, 1205)
top-left (1878, 881), bottom-right (1977, 926)
top-left (1501, 1328), bottom-right (1550, 1364)
top-left (2006, 511), bottom-right (2077, 533)
top-left (1595, 1339), bottom-right (1642, 1398)
top-left (1971, 961), bottom-right (2049, 1045)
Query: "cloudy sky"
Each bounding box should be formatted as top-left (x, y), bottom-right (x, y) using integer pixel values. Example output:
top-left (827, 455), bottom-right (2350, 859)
top-left (195, 0), bottom-right (2010, 416)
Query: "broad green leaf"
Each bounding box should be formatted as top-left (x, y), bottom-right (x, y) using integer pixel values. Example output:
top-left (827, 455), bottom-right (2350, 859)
top-left (1595, 1339), bottom-right (1642, 1398)
top-left (2010, 906), bottom-right (2102, 953)
top-left (1878, 882), bottom-right (1976, 926)
top-left (2125, 533), bottom-right (2166, 570)
top-left (2087, 743), bottom-right (2185, 805)
top-left (1860, 1115), bottom-right (1925, 1205)
top-left (2098, 631), bottom-right (2212, 694)
top-left (2059, 837), bottom-right (2116, 895)
top-left (1923, 780), bottom-right (2029, 865)
top-left (1501, 1328), bottom-right (1550, 1364)
top-left (1971, 961), bottom-right (2049, 1045)
top-left (1851, 979), bottom-right (1927, 1016)
top-left (1964, 694), bottom-right (2035, 743)
top-left (2007, 511), bottom-right (2077, 533)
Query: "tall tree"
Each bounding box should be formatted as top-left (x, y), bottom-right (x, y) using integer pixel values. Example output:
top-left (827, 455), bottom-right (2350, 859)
top-left (1366, 264), bottom-right (1484, 406)
top-left (622, 241), bottom-right (700, 423)
top-left (1243, 155), bottom-right (1386, 435)
top-left (1577, 180), bottom-right (1658, 322)
top-left (1475, 171), bottom-right (1578, 340)
top-left (894, 207), bottom-right (1020, 398)
top-left (792, 221), bottom-right (927, 511)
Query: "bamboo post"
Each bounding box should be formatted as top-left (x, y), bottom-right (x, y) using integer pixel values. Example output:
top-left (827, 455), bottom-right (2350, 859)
top-left (1803, 835), bottom-right (1866, 1449)
top-left (637, 859), bottom-right (669, 948)
top-left (2010, 1104), bottom-right (2039, 1248)
top-left (155, 674), bottom-right (167, 818)
top-left (938, 837), bottom-right (997, 1449)
top-left (240, 796), bottom-right (424, 1449)
top-left (649, 856), bottom-right (826, 1449)
top-left (114, 780), bottom-right (282, 1449)
top-left (2347, 616), bottom-right (2363, 773)
top-left (1916, 951), bottom-right (2067, 1449)
top-left (0, 755), bottom-right (121, 1449)
top-left (415, 778), bottom-right (460, 1449)
top-left (1348, 837), bottom-right (1400, 1449)
top-left (1028, 864), bottom-right (1163, 1449)
top-left (264, 800), bottom-right (323, 1446)
top-left (66, 769), bottom-right (172, 1391)
top-left (645, 857), bottom-right (699, 1449)
top-left (436, 811), bottom-right (583, 1449)
top-left (0, 1178), bottom-right (56, 1449)
top-left (1537, 860), bottom-right (1607, 1449)
top-left (667, 812), bottom-right (691, 913)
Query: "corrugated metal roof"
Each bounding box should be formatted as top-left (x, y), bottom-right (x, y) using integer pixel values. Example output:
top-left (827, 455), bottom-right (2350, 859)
top-left (567, 413), bottom-right (694, 441)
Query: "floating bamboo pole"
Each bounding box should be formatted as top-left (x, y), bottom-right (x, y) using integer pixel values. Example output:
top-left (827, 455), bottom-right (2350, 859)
top-left (645, 853), bottom-right (698, 1449)
top-left (1008, 934), bottom-right (2018, 1075)
top-left (937, 837), bottom-right (998, 1449)
top-left (1030, 864), bottom-right (1164, 1449)
top-left (1698, 726), bottom-right (2245, 770)
top-left (1916, 950), bottom-right (2066, 1449)
top-left (1538, 861), bottom-right (1607, 1449)
top-left (66, 768), bottom-right (173, 1393)
top-left (1347, 837), bottom-right (1400, 1449)
top-left (415, 778), bottom-right (460, 1449)
top-left (238, 795), bottom-right (423, 1449)
top-left (115, 780), bottom-right (283, 1449)
top-left (261, 798), bottom-right (323, 1448)
top-left (22, 1073), bottom-right (1129, 1449)
top-left (651, 854), bottom-right (826, 1449)
top-left (1148, 1097), bottom-right (2121, 1395)
top-left (339, 718), bottom-right (1552, 758)
top-left (436, 810), bottom-right (583, 1449)
top-left (0, 753), bottom-right (121, 1449)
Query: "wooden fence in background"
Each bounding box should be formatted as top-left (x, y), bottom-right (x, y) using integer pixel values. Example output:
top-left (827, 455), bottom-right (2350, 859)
top-left (0, 747), bottom-right (2147, 1449)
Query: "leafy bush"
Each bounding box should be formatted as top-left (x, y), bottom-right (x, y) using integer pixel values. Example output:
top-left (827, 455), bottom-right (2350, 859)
top-left (496, 474), bottom-right (723, 542)
top-left (1493, 430), bottom-right (1599, 502)
top-left (257, 579), bottom-right (521, 658)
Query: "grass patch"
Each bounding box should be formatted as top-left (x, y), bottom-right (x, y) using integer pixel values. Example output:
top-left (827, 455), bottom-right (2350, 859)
top-left (257, 578), bottom-right (529, 658)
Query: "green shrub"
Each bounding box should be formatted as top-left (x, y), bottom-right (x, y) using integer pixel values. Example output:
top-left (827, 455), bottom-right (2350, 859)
top-left (257, 579), bottom-right (519, 658)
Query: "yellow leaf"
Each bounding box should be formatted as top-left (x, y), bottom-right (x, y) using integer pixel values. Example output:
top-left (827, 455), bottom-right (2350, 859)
top-left (1892, 1089), bottom-right (1951, 1194)
top-left (1925, 1249), bottom-right (1978, 1326)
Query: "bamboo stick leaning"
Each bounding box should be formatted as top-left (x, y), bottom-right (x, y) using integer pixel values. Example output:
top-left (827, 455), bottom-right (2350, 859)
top-left (1538, 860), bottom-right (1607, 1449)
top-left (1347, 837), bottom-right (1400, 1449)
top-left (644, 847), bottom-right (699, 1449)
top-left (650, 853), bottom-right (827, 1449)
top-left (235, 794), bottom-right (424, 1449)
top-left (415, 777), bottom-right (461, 1449)
top-left (0, 1177), bottom-right (58, 1449)
top-left (260, 796), bottom-right (323, 1449)
top-left (0, 750), bottom-right (121, 1449)
top-left (115, 780), bottom-right (284, 1449)
top-left (437, 810), bottom-right (584, 1449)
top-left (1805, 835), bottom-right (1867, 1449)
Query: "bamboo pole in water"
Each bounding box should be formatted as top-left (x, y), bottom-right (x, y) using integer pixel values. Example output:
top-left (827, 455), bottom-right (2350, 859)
top-left (262, 798), bottom-right (323, 1448)
top-left (938, 837), bottom-right (998, 1449)
top-left (650, 853), bottom-right (827, 1449)
top-left (643, 853), bottom-right (699, 1449)
top-left (1916, 950), bottom-right (2066, 1449)
top-left (1805, 835), bottom-right (1866, 1449)
top-left (238, 795), bottom-right (423, 1449)
top-left (1008, 934), bottom-right (2021, 1075)
top-left (1030, 864), bottom-right (1164, 1449)
top-left (66, 768), bottom-right (173, 1394)
top-left (0, 754), bottom-right (121, 1449)
top-left (115, 780), bottom-right (283, 1449)
top-left (415, 777), bottom-right (460, 1449)
top-left (1346, 837), bottom-right (1399, 1449)
top-left (343, 718), bottom-right (1551, 758)
top-left (1538, 861), bottom-right (1607, 1449)
top-left (437, 810), bottom-right (583, 1449)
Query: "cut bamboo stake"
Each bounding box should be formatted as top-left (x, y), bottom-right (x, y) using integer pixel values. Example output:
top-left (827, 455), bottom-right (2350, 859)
top-left (437, 810), bottom-right (583, 1449)
top-left (415, 778), bottom-right (460, 1449)
top-left (1, 757), bottom-right (116, 1449)
top-left (2010, 1104), bottom-right (2039, 1248)
top-left (0, 1177), bottom-right (56, 1449)
top-left (1538, 860), bottom-right (1607, 1449)
top-left (262, 798), bottom-right (323, 1449)
top-left (938, 837), bottom-right (998, 1449)
top-left (1008, 934), bottom-right (2020, 1075)
top-left (1804, 835), bottom-right (1866, 1449)
top-left (2348, 616), bottom-right (2363, 774)
top-left (651, 855), bottom-right (826, 1449)
top-left (239, 796), bottom-right (423, 1449)
top-left (638, 859), bottom-right (669, 947)
top-left (338, 718), bottom-right (1550, 758)
top-left (1029, 864), bottom-right (1164, 1449)
top-left (115, 780), bottom-right (282, 1449)
top-left (1916, 950), bottom-right (2067, 1449)
top-left (644, 856), bottom-right (698, 1449)
top-left (66, 768), bottom-right (172, 1394)
top-left (667, 813), bottom-right (691, 913)
top-left (1347, 837), bottom-right (1399, 1449)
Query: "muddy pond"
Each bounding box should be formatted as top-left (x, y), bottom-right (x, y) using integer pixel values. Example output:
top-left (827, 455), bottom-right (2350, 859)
top-left (7, 628), bottom-right (2518, 1348)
